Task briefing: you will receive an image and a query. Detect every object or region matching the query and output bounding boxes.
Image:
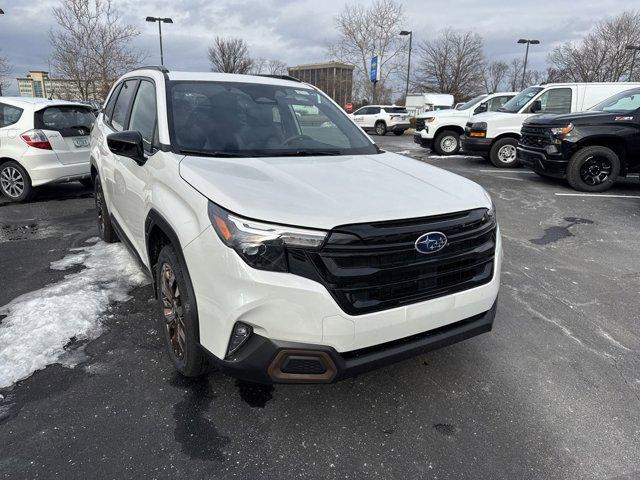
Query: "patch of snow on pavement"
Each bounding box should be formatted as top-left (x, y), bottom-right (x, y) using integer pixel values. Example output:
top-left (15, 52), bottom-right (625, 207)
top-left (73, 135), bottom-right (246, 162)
top-left (0, 240), bottom-right (149, 388)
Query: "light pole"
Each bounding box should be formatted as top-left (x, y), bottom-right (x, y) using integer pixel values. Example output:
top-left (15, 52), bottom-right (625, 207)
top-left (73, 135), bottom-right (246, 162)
top-left (517, 39), bottom-right (540, 89)
top-left (145, 16), bottom-right (173, 66)
top-left (626, 45), bottom-right (640, 81)
top-left (400, 30), bottom-right (412, 104)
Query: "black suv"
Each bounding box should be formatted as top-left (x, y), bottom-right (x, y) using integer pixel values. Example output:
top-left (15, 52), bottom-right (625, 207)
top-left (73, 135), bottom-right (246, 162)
top-left (517, 87), bottom-right (640, 191)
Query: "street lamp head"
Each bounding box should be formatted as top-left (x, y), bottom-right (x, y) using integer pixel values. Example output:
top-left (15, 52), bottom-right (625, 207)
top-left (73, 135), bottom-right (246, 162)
top-left (162, 17), bottom-right (173, 23)
top-left (145, 16), bottom-right (156, 22)
top-left (517, 39), bottom-right (528, 44)
top-left (0, 8), bottom-right (5, 14)
top-left (530, 40), bottom-right (541, 45)
top-left (400, 30), bottom-right (411, 36)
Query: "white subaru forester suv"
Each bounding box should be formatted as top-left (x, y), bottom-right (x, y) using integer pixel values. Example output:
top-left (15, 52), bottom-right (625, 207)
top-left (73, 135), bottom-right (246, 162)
top-left (90, 66), bottom-right (501, 383)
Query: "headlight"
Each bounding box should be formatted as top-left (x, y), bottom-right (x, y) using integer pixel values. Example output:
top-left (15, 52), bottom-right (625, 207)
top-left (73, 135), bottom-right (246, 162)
top-left (550, 123), bottom-right (573, 137)
top-left (208, 202), bottom-right (327, 272)
top-left (424, 117), bottom-right (436, 123)
top-left (484, 201), bottom-right (496, 223)
top-left (471, 122), bottom-right (487, 130)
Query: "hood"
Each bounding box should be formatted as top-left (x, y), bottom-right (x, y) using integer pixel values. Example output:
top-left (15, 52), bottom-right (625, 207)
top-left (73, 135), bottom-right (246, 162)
top-left (179, 151), bottom-right (491, 230)
top-left (525, 111), bottom-right (614, 126)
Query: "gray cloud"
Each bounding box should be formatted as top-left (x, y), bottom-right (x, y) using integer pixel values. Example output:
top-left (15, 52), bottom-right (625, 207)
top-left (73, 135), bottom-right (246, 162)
top-left (0, 0), bottom-right (635, 94)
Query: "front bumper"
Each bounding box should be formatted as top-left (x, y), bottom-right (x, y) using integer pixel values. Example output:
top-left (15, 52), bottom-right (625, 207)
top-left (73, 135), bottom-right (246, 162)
top-left (389, 122), bottom-right (410, 132)
top-left (460, 135), bottom-right (492, 154)
top-left (413, 131), bottom-right (433, 148)
top-left (517, 147), bottom-right (569, 178)
top-left (209, 300), bottom-right (497, 384)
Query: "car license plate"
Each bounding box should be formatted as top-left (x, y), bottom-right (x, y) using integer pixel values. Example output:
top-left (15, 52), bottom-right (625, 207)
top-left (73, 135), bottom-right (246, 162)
top-left (73, 137), bottom-right (90, 148)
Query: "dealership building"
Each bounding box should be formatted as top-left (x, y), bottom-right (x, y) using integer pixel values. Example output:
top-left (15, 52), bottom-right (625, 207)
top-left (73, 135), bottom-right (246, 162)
top-left (287, 62), bottom-right (354, 108)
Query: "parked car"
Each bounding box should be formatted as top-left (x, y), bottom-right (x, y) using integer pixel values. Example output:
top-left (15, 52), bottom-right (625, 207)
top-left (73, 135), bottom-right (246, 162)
top-left (414, 92), bottom-right (517, 155)
top-left (349, 105), bottom-right (411, 135)
top-left (90, 67), bottom-right (501, 384)
top-left (0, 97), bottom-right (95, 201)
top-left (518, 87), bottom-right (640, 191)
top-left (461, 82), bottom-right (640, 168)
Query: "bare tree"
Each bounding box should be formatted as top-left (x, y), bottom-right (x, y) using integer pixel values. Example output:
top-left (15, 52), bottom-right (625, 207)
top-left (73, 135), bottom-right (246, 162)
top-left (483, 61), bottom-right (508, 93)
top-left (251, 58), bottom-right (288, 76)
top-left (49, 0), bottom-right (144, 101)
top-left (327, 0), bottom-right (407, 103)
top-left (548, 10), bottom-right (640, 82)
top-left (0, 52), bottom-right (12, 96)
top-left (208, 37), bottom-right (254, 74)
top-left (413, 29), bottom-right (485, 101)
top-left (505, 58), bottom-right (544, 90)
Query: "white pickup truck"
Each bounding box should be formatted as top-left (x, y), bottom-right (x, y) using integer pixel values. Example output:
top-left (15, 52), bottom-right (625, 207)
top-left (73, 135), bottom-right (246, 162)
top-left (460, 82), bottom-right (640, 167)
top-left (413, 92), bottom-right (517, 155)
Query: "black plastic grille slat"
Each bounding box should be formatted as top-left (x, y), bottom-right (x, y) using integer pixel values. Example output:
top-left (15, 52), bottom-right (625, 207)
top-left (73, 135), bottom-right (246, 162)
top-left (290, 209), bottom-right (496, 315)
top-left (520, 125), bottom-right (554, 149)
top-left (416, 118), bottom-right (426, 131)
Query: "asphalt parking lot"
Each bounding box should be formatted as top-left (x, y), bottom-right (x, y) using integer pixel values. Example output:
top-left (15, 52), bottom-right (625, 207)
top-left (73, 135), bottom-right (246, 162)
top-left (1, 134), bottom-right (639, 480)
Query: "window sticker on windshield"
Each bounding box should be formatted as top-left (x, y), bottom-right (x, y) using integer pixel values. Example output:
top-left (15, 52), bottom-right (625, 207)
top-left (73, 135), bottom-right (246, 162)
top-left (295, 90), bottom-right (310, 95)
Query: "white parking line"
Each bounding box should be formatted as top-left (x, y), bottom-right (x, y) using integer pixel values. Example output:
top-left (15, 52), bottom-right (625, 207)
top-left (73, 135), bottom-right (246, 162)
top-left (479, 169), bottom-right (536, 174)
top-left (555, 193), bottom-right (640, 199)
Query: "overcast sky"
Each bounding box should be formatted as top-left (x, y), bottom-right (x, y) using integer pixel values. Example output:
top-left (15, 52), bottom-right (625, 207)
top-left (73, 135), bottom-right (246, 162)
top-left (0, 0), bottom-right (634, 94)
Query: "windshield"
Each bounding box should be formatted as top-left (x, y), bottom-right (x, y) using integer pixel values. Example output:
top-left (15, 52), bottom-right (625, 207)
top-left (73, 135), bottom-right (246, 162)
top-left (458, 95), bottom-right (487, 111)
top-left (499, 87), bottom-right (543, 113)
top-left (384, 107), bottom-right (408, 113)
top-left (591, 88), bottom-right (640, 113)
top-left (168, 81), bottom-right (378, 157)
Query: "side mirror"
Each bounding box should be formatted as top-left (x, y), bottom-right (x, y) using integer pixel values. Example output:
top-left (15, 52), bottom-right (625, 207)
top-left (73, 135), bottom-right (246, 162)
top-left (107, 131), bottom-right (146, 165)
top-left (474, 102), bottom-right (488, 114)
top-left (530, 100), bottom-right (542, 113)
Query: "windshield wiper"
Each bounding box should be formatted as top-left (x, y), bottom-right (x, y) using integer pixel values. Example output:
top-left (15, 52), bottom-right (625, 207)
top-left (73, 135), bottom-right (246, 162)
top-left (179, 149), bottom-right (250, 158)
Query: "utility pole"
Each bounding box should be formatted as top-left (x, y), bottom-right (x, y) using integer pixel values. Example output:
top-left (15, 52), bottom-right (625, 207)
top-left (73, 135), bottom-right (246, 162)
top-left (400, 30), bottom-right (412, 104)
top-left (517, 39), bottom-right (540, 89)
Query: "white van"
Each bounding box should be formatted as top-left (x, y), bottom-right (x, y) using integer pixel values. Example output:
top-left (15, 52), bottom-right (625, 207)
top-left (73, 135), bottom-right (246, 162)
top-left (460, 82), bottom-right (640, 167)
top-left (413, 92), bottom-right (517, 155)
top-left (406, 93), bottom-right (454, 116)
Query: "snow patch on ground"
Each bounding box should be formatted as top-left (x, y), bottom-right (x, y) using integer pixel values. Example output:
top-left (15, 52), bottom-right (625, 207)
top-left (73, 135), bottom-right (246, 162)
top-left (0, 240), bottom-right (149, 388)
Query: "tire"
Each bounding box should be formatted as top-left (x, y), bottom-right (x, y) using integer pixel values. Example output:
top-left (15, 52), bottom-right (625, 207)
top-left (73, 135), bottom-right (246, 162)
top-left (0, 161), bottom-right (34, 202)
top-left (375, 121), bottom-right (387, 136)
top-left (566, 146), bottom-right (620, 192)
top-left (490, 138), bottom-right (520, 168)
top-left (79, 177), bottom-right (93, 188)
top-left (433, 130), bottom-right (461, 156)
top-left (393, 130), bottom-right (405, 136)
top-left (156, 244), bottom-right (209, 377)
top-left (94, 174), bottom-right (119, 243)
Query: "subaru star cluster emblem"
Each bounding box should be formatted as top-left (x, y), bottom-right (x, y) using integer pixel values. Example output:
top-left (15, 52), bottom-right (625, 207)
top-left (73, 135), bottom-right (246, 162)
top-left (415, 231), bottom-right (447, 254)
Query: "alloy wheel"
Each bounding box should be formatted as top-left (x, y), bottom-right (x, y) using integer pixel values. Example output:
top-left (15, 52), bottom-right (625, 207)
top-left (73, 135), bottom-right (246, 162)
top-left (0, 166), bottom-right (25, 198)
top-left (580, 156), bottom-right (612, 186)
top-left (497, 144), bottom-right (516, 163)
top-left (161, 262), bottom-right (187, 360)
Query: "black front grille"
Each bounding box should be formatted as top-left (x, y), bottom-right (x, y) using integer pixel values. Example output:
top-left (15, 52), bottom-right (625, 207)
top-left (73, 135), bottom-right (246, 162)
top-left (288, 209), bottom-right (496, 315)
top-left (416, 118), bottom-right (426, 131)
top-left (520, 124), bottom-right (553, 149)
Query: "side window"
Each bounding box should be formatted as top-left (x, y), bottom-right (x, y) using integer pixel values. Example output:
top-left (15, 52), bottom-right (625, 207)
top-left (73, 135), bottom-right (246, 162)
top-left (369, 107), bottom-right (381, 115)
top-left (536, 88), bottom-right (573, 114)
top-left (103, 83), bottom-right (122, 124)
top-left (353, 108), bottom-right (366, 115)
top-left (128, 80), bottom-right (158, 152)
top-left (0, 103), bottom-right (24, 128)
top-left (487, 96), bottom-right (512, 111)
top-left (111, 79), bottom-right (138, 131)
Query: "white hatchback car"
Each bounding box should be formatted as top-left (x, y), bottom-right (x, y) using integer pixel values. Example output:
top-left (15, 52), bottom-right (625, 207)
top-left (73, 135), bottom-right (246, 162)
top-left (91, 67), bottom-right (501, 384)
top-left (0, 97), bottom-right (95, 201)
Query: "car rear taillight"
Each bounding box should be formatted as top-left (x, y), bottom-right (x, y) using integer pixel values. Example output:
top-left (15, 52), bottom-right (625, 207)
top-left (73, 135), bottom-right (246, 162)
top-left (21, 129), bottom-right (52, 150)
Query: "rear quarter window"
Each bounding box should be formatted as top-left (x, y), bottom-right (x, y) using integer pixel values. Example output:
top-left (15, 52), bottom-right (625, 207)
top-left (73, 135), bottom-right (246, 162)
top-left (0, 103), bottom-right (24, 128)
top-left (35, 106), bottom-right (95, 137)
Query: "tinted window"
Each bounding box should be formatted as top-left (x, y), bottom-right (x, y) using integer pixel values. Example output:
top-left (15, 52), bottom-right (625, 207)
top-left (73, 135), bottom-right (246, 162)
top-left (536, 88), bottom-right (572, 114)
top-left (129, 80), bottom-right (157, 152)
top-left (368, 107), bottom-right (381, 114)
top-left (169, 81), bottom-right (378, 157)
top-left (500, 87), bottom-right (544, 113)
top-left (384, 107), bottom-right (408, 113)
top-left (591, 88), bottom-right (640, 113)
top-left (111, 80), bottom-right (138, 131)
top-left (103, 83), bottom-right (122, 124)
top-left (0, 103), bottom-right (23, 127)
top-left (35, 106), bottom-right (95, 137)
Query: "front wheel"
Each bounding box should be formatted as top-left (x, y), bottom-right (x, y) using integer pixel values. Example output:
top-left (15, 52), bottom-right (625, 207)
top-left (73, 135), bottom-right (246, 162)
top-left (0, 161), bottom-right (34, 202)
top-left (375, 122), bottom-right (387, 136)
top-left (433, 130), bottom-right (461, 155)
top-left (566, 146), bottom-right (620, 192)
top-left (490, 138), bottom-right (520, 168)
top-left (156, 244), bottom-right (209, 377)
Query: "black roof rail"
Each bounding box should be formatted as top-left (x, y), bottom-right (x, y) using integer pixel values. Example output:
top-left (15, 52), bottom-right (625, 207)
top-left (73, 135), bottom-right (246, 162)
top-left (256, 74), bottom-right (301, 83)
top-left (135, 65), bottom-right (169, 73)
